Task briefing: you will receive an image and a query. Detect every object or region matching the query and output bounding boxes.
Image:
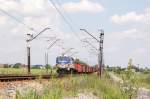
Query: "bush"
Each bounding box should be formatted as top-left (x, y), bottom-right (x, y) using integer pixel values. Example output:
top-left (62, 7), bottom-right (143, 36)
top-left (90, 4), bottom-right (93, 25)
top-left (45, 64), bottom-right (51, 69)
top-left (120, 59), bottom-right (139, 99)
top-left (13, 63), bottom-right (21, 68)
top-left (31, 66), bottom-right (41, 69)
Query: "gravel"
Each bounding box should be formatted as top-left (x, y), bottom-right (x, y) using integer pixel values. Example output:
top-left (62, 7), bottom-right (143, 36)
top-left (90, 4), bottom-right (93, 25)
top-left (0, 81), bottom-right (44, 99)
top-left (62, 92), bottom-right (99, 99)
top-left (136, 88), bottom-right (150, 99)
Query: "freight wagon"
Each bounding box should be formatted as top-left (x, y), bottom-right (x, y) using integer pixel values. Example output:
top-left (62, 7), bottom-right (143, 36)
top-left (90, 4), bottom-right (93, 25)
top-left (56, 56), bottom-right (97, 74)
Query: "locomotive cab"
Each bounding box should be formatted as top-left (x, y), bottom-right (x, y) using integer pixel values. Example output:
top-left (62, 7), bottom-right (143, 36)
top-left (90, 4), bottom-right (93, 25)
top-left (56, 56), bottom-right (76, 74)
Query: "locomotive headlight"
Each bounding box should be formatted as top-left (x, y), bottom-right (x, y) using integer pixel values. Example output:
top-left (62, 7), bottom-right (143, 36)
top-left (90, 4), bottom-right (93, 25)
top-left (68, 68), bottom-right (70, 70)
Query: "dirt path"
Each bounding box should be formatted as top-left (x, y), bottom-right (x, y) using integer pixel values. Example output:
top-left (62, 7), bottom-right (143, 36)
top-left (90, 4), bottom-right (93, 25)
top-left (136, 88), bottom-right (150, 99)
top-left (109, 72), bottom-right (123, 83)
top-left (109, 72), bottom-right (150, 99)
top-left (62, 92), bottom-right (99, 99)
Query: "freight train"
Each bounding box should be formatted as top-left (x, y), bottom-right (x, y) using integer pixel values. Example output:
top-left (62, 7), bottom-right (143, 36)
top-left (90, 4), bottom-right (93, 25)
top-left (56, 56), bottom-right (97, 74)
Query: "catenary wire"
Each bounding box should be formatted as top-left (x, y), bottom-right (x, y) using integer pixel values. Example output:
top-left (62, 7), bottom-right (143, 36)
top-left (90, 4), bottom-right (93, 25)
top-left (0, 8), bottom-right (36, 32)
top-left (48, 0), bottom-right (81, 40)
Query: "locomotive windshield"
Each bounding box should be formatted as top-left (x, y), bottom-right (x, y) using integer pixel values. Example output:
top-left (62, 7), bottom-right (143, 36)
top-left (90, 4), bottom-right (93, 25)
top-left (56, 56), bottom-right (71, 64)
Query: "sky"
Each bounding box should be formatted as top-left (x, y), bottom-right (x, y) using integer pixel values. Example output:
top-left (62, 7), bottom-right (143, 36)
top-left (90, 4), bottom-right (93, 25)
top-left (0, 0), bottom-right (150, 68)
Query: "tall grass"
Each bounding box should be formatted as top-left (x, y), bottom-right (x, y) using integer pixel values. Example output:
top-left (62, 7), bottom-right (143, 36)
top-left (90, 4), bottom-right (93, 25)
top-left (115, 71), bottom-right (150, 89)
top-left (17, 74), bottom-right (129, 99)
top-left (135, 73), bottom-right (150, 89)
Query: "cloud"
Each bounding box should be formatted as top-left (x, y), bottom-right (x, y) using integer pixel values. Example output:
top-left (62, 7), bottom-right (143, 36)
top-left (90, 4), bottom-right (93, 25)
top-left (108, 29), bottom-right (149, 40)
top-left (0, 0), bottom-right (20, 12)
top-left (104, 28), bottom-right (150, 67)
top-left (0, 0), bottom-right (88, 65)
top-left (111, 8), bottom-right (150, 24)
top-left (130, 48), bottom-right (147, 57)
top-left (62, 0), bottom-right (104, 13)
top-left (129, 48), bottom-right (149, 66)
top-left (0, 0), bottom-right (56, 16)
top-left (105, 28), bottom-right (150, 56)
top-left (108, 8), bottom-right (150, 67)
top-left (0, 0), bottom-right (63, 64)
top-left (0, 16), bottom-right (8, 26)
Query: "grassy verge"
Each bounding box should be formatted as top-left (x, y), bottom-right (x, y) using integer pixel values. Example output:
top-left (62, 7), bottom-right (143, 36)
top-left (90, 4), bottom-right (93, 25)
top-left (135, 73), bottom-right (150, 89)
top-left (114, 71), bottom-right (150, 89)
top-left (18, 74), bottom-right (129, 99)
top-left (0, 68), bottom-right (56, 75)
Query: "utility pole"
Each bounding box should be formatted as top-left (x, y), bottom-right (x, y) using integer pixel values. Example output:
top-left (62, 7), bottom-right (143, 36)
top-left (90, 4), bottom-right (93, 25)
top-left (45, 39), bottom-right (60, 73)
top-left (26, 34), bottom-right (33, 74)
top-left (98, 29), bottom-right (104, 77)
top-left (80, 28), bottom-right (104, 77)
top-left (26, 27), bottom-right (50, 74)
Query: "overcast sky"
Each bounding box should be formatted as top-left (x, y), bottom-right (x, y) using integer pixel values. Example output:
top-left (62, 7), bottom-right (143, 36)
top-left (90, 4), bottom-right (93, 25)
top-left (0, 0), bottom-right (150, 68)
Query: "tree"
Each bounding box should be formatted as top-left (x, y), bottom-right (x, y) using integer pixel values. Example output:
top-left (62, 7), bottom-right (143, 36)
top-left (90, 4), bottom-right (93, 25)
top-left (44, 64), bottom-right (52, 73)
top-left (13, 63), bottom-right (21, 68)
top-left (45, 64), bottom-right (51, 69)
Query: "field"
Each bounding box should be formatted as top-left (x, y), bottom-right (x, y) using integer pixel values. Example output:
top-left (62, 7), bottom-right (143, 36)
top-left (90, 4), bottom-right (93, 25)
top-left (114, 71), bottom-right (150, 89)
top-left (0, 68), bottom-right (55, 75)
top-left (134, 73), bottom-right (150, 89)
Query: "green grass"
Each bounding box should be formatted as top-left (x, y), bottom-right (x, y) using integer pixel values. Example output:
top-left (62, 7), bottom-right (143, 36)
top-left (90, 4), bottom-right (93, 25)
top-left (17, 74), bottom-right (129, 99)
top-left (114, 71), bottom-right (150, 89)
top-left (135, 73), bottom-right (150, 89)
top-left (0, 68), bottom-right (56, 75)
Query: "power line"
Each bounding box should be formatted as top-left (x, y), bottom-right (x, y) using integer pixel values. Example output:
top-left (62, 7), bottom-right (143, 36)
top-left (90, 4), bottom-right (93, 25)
top-left (56, 0), bottom-right (92, 43)
top-left (48, 0), bottom-right (81, 39)
top-left (82, 40), bottom-right (98, 51)
top-left (55, 0), bottom-right (81, 30)
top-left (49, 0), bottom-right (97, 59)
top-left (0, 8), bottom-right (36, 32)
top-left (80, 28), bottom-right (105, 77)
top-left (48, 0), bottom-right (90, 55)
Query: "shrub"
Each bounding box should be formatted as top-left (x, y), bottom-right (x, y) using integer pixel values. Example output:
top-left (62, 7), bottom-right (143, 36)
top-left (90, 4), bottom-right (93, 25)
top-left (13, 63), bottom-right (21, 68)
top-left (120, 59), bottom-right (139, 99)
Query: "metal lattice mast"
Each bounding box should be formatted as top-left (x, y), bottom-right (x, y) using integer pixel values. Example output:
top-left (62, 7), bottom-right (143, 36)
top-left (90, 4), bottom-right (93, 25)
top-left (99, 29), bottom-right (104, 77)
top-left (80, 28), bottom-right (105, 77)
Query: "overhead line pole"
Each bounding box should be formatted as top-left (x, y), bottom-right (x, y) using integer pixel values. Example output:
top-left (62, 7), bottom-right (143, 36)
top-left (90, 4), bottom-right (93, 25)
top-left (99, 29), bottom-right (104, 77)
top-left (28, 28), bottom-right (51, 42)
top-left (80, 29), bottom-right (104, 77)
top-left (26, 27), bottom-right (50, 74)
top-left (45, 39), bottom-right (60, 68)
top-left (45, 39), bottom-right (60, 73)
top-left (80, 29), bottom-right (99, 42)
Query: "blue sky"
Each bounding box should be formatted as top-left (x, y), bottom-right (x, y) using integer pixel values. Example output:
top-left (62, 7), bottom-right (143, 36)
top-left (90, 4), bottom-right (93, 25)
top-left (0, 0), bottom-right (149, 68)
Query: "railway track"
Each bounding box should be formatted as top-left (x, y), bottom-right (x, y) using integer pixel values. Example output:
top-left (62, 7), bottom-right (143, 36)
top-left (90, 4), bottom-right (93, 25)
top-left (0, 74), bottom-right (53, 82)
top-left (0, 73), bottom-right (92, 82)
